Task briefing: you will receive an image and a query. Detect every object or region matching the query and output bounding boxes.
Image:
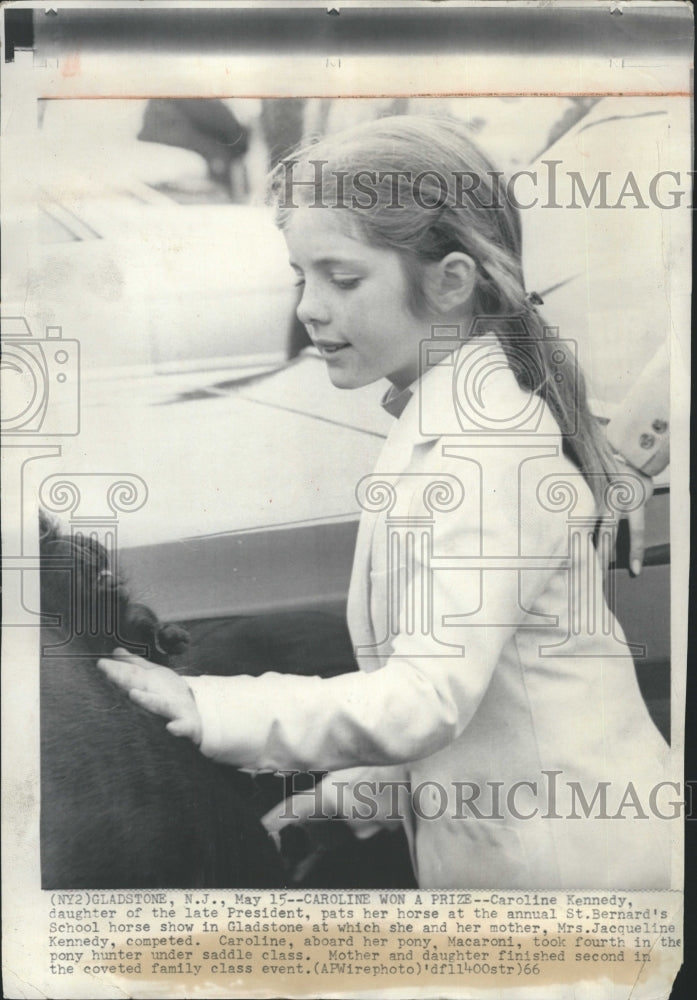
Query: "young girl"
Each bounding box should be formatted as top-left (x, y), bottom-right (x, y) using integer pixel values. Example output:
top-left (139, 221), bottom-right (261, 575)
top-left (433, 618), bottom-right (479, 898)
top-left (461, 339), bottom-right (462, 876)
top-left (99, 115), bottom-right (671, 889)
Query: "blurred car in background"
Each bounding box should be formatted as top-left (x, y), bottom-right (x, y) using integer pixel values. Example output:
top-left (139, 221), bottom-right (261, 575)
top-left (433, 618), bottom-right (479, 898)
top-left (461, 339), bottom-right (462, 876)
top-left (3, 99), bottom-right (296, 376)
top-left (6, 187), bottom-right (295, 375)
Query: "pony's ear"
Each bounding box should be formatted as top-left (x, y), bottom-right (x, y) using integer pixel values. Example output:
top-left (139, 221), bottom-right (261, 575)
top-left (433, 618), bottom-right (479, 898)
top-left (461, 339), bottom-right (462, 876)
top-left (423, 252), bottom-right (477, 315)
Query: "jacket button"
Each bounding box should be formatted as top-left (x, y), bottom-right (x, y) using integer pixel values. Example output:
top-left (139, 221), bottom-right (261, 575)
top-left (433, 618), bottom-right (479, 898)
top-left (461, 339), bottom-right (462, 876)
top-left (639, 433), bottom-right (656, 450)
top-left (652, 418), bottom-right (668, 434)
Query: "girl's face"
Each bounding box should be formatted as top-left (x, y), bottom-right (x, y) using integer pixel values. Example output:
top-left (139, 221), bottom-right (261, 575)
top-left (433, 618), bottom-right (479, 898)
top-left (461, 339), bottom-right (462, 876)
top-left (283, 209), bottom-right (431, 390)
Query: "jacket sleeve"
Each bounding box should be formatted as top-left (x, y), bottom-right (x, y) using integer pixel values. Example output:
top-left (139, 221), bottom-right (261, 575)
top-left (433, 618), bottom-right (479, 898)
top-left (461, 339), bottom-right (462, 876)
top-left (605, 344), bottom-right (670, 476)
top-left (186, 440), bottom-right (571, 774)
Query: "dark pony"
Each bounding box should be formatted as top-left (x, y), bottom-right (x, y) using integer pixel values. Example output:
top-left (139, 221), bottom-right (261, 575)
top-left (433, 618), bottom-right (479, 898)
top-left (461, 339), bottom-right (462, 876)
top-left (39, 511), bottom-right (283, 889)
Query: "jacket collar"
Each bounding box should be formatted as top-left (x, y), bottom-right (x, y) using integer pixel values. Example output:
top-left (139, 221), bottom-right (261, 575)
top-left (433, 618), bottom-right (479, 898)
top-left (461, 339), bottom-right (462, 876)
top-left (386, 335), bottom-right (502, 447)
top-left (381, 382), bottom-right (414, 420)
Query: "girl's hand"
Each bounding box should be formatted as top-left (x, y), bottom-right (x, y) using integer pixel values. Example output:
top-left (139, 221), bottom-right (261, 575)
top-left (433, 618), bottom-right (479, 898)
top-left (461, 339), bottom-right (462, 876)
top-left (97, 648), bottom-right (202, 745)
top-left (625, 470), bottom-right (654, 577)
top-left (600, 465), bottom-right (654, 578)
top-left (261, 792), bottom-right (323, 851)
top-left (261, 775), bottom-right (398, 846)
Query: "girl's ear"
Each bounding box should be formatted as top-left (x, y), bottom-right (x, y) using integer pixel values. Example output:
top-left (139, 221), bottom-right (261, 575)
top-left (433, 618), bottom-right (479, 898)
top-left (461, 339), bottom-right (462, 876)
top-left (424, 252), bottom-right (477, 314)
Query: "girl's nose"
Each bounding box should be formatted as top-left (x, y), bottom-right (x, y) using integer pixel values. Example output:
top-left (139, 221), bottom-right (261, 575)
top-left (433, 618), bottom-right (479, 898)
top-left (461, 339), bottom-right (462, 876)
top-left (296, 282), bottom-right (330, 326)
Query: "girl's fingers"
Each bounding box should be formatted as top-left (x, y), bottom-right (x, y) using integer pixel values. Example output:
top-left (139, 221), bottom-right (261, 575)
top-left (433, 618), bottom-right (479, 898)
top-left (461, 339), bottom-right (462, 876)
top-left (258, 810), bottom-right (284, 851)
top-left (167, 719), bottom-right (197, 739)
top-left (597, 516), bottom-right (616, 577)
top-left (628, 506), bottom-right (646, 577)
top-left (628, 473), bottom-right (653, 577)
top-left (111, 648), bottom-right (159, 669)
top-left (261, 806), bottom-right (292, 836)
top-left (97, 657), bottom-right (148, 689)
top-left (129, 688), bottom-right (169, 715)
top-left (261, 793), bottom-right (318, 832)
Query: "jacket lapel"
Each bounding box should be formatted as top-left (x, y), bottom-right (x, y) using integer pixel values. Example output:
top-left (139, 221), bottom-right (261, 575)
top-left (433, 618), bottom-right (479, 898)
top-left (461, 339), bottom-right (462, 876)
top-left (346, 338), bottom-right (493, 665)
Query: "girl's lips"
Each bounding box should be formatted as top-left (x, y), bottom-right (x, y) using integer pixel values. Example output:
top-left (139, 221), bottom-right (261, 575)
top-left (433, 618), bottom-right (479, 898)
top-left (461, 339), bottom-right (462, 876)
top-left (316, 342), bottom-right (350, 356)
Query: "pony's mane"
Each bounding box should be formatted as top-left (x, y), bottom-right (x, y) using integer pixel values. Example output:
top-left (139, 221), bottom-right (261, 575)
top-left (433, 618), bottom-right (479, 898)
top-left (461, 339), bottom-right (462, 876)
top-left (39, 509), bottom-right (188, 663)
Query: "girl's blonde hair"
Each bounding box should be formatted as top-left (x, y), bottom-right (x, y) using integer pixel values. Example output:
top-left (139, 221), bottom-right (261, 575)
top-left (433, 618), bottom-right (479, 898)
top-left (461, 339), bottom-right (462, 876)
top-left (268, 114), bottom-right (616, 507)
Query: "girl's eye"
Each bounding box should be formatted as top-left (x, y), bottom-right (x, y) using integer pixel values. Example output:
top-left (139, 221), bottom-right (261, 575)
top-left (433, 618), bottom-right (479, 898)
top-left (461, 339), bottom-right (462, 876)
top-left (293, 278), bottom-right (306, 288)
top-left (330, 277), bottom-right (361, 290)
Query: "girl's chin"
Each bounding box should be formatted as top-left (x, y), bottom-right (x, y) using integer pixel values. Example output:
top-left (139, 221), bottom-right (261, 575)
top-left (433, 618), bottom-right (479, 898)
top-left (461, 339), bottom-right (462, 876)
top-left (326, 369), bottom-right (362, 389)
top-left (325, 365), bottom-right (376, 390)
